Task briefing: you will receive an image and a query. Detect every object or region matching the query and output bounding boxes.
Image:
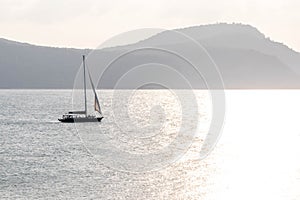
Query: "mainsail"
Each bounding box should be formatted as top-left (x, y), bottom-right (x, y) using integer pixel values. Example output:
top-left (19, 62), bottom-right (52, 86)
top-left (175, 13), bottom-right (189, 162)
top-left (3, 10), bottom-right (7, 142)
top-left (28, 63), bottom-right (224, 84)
top-left (87, 66), bottom-right (102, 115)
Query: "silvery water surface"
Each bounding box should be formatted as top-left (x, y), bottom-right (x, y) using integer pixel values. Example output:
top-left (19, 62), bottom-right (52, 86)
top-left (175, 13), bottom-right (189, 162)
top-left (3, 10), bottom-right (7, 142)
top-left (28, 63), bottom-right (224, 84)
top-left (1, 90), bottom-right (300, 199)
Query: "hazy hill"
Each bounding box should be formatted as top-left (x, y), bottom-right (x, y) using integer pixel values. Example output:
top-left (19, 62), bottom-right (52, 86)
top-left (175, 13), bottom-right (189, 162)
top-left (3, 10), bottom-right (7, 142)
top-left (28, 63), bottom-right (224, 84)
top-left (0, 38), bottom-right (90, 88)
top-left (0, 23), bottom-right (300, 89)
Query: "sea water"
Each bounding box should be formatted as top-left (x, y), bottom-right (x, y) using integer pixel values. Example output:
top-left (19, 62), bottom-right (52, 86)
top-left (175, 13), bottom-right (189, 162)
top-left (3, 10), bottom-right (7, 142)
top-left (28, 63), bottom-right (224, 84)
top-left (0, 90), bottom-right (299, 199)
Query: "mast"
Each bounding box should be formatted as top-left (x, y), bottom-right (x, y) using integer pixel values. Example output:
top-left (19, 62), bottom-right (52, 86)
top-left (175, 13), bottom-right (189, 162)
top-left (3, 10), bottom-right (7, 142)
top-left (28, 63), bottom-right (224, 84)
top-left (83, 55), bottom-right (87, 117)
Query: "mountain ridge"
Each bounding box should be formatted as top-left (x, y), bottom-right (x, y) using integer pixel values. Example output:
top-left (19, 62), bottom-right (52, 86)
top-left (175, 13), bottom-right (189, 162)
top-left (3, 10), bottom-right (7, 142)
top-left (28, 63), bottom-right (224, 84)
top-left (0, 23), bottom-right (300, 89)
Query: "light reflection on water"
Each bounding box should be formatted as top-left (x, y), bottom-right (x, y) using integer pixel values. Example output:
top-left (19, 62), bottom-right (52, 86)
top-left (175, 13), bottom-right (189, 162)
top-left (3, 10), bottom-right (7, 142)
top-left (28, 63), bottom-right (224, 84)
top-left (0, 90), bottom-right (299, 199)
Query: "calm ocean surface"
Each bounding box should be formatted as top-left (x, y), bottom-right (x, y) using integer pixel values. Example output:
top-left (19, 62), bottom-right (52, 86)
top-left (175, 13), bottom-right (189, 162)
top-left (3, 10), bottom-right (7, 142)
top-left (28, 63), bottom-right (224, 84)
top-left (0, 90), bottom-right (299, 199)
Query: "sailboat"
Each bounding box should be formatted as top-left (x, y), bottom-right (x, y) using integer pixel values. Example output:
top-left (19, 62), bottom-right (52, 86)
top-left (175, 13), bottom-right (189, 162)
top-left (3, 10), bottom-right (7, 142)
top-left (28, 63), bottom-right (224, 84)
top-left (58, 55), bottom-right (104, 123)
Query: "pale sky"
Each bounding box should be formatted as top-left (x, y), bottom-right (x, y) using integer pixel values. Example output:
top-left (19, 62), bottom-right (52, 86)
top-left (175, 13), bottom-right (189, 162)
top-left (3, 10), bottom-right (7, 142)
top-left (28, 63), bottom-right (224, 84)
top-left (1, 0), bottom-right (300, 51)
